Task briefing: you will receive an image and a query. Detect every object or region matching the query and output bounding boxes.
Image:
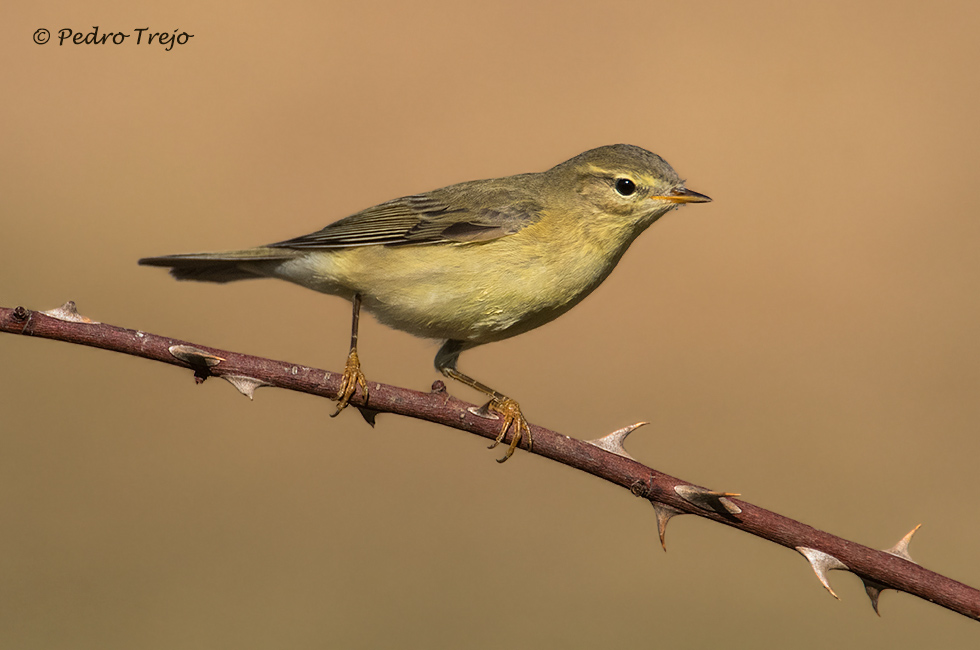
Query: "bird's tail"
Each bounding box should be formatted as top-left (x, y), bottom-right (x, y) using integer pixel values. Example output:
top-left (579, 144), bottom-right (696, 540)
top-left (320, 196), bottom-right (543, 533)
top-left (138, 247), bottom-right (300, 283)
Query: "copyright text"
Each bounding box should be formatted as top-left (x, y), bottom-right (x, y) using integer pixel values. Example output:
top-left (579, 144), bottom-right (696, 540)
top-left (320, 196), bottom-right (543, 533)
top-left (33, 27), bottom-right (194, 51)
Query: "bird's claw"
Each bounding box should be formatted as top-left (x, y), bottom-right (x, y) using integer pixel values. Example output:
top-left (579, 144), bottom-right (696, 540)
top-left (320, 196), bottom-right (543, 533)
top-left (487, 397), bottom-right (531, 462)
top-left (331, 347), bottom-right (368, 417)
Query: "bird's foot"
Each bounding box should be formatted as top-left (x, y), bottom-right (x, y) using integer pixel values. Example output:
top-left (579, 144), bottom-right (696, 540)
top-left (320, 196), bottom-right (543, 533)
top-left (486, 397), bottom-right (531, 462)
top-left (331, 347), bottom-right (368, 417)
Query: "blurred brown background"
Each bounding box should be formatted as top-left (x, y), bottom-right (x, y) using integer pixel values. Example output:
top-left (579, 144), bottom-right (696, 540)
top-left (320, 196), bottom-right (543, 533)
top-left (2, 1), bottom-right (979, 647)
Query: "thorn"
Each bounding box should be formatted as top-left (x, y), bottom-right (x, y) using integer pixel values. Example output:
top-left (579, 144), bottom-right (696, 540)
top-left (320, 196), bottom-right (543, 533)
top-left (170, 345), bottom-right (224, 382)
top-left (169, 345), bottom-right (224, 368)
top-left (651, 501), bottom-right (685, 551)
top-left (862, 579), bottom-right (887, 615)
top-left (584, 422), bottom-right (648, 460)
top-left (860, 524), bottom-right (922, 615)
top-left (42, 301), bottom-right (98, 324)
top-left (796, 547), bottom-right (849, 600)
top-left (220, 375), bottom-right (269, 400)
top-left (357, 406), bottom-right (380, 426)
top-left (674, 485), bottom-right (742, 515)
top-left (884, 524), bottom-right (921, 563)
top-left (467, 401), bottom-right (499, 420)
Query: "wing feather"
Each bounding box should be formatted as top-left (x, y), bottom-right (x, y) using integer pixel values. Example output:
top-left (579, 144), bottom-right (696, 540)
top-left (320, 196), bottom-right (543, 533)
top-left (269, 177), bottom-right (543, 250)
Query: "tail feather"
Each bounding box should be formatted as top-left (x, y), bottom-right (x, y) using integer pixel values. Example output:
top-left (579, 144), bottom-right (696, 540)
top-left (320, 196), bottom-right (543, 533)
top-left (138, 248), bottom-right (298, 283)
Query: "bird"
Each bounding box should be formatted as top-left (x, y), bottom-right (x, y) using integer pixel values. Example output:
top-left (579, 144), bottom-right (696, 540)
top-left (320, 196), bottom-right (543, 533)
top-left (139, 144), bottom-right (710, 461)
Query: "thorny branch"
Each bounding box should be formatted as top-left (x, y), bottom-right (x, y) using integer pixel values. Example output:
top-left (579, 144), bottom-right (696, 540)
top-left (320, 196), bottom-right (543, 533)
top-left (2, 302), bottom-right (979, 622)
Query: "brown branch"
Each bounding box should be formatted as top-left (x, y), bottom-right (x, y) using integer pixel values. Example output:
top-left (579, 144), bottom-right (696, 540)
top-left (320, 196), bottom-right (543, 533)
top-left (3, 302), bottom-right (979, 622)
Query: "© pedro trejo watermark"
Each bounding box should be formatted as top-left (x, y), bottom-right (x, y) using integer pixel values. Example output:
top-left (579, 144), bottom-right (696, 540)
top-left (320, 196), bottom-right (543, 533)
top-left (33, 26), bottom-right (194, 51)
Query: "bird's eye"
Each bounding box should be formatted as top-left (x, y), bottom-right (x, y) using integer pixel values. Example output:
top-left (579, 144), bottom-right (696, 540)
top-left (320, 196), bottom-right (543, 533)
top-left (614, 178), bottom-right (636, 196)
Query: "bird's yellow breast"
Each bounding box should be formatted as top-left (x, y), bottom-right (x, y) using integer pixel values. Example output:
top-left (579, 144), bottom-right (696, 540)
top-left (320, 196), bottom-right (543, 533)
top-left (278, 206), bottom-right (648, 344)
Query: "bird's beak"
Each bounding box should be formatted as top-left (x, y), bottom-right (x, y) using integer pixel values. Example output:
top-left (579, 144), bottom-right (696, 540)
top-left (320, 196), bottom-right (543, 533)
top-left (651, 187), bottom-right (712, 204)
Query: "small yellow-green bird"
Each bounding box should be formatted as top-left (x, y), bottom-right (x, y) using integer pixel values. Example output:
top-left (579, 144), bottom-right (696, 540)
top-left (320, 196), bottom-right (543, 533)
top-left (139, 144), bottom-right (710, 461)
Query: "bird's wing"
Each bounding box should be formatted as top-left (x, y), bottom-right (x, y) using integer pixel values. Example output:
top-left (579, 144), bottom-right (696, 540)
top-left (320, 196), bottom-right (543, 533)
top-left (268, 181), bottom-right (543, 250)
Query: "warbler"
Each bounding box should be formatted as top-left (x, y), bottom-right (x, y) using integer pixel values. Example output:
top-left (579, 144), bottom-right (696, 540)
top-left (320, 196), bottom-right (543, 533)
top-left (139, 144), bottom-right (710, 461)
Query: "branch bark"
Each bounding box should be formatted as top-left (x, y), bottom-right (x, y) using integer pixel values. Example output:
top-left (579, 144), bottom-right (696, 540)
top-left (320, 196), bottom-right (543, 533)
top-left (3, 302), bottom-right (978, 622)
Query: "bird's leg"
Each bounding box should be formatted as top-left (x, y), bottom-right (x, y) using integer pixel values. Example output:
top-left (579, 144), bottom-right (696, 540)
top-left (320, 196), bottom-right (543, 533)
top-left (331, 293), bottom-right (368, 417)
top-left (435, 340), bottom-right (531, 462)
